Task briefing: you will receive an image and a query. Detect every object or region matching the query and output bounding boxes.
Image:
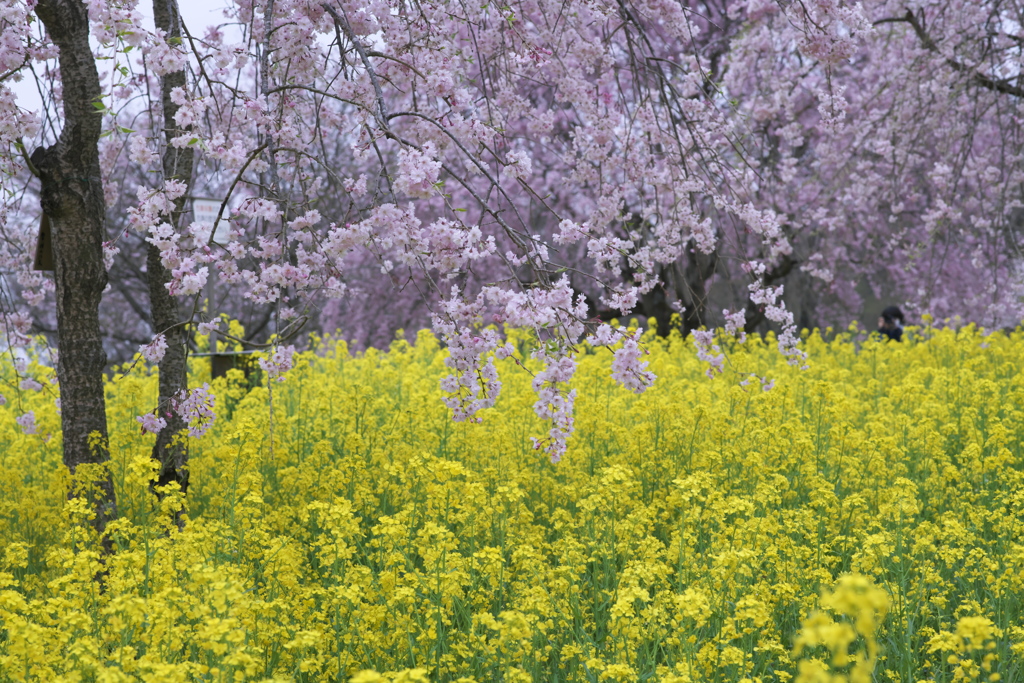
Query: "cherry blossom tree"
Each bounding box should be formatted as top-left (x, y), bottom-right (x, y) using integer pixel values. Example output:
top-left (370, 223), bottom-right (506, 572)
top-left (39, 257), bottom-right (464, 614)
top-left (725, 0), bottom-right (1024, 330)
top-left (242, 0), bottom-right (1024, 345)
top-left (3, 0), bottom-right (1024, 538)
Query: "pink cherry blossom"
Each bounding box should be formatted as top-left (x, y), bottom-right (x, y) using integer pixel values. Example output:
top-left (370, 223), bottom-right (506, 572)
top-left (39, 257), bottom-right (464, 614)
top-left (15, 411), bottom-right (36, 435)
top-left (136, 413), bottom-right (167, 434)
top-left (172, 384), bottom-right (216, 438)
top-left (140, 334), bottom-right (168, 364)
top-left (259, 345), bottom-right (295, 382)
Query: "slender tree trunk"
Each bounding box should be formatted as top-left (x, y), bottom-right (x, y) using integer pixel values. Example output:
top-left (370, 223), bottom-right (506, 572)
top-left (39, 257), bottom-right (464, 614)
top-left (149, 0), bottom-right (194, 504)
top-left (31, 0), bottom-right (116, 543)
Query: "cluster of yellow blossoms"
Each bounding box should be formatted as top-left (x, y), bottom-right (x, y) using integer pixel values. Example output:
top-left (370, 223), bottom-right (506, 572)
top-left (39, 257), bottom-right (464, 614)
top-left (1, 322), bottom-right (1023, 682)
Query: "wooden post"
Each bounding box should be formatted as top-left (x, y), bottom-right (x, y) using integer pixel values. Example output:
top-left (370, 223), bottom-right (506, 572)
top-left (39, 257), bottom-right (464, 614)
top-left (33, 213), bottom-right (54, 271)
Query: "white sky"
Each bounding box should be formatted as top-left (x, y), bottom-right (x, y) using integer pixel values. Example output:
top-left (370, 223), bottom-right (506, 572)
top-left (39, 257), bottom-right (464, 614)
top-left (11, 0), bottom-right (234, 114)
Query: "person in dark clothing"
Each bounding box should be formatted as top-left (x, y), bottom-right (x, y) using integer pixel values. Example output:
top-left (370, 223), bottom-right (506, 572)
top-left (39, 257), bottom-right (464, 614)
top-left (877, 305), bottom-right (905, 341)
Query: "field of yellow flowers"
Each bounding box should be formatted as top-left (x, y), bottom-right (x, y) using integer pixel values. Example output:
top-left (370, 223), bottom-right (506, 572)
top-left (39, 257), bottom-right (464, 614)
top-left (2, 323), bottom-right (1024, 682)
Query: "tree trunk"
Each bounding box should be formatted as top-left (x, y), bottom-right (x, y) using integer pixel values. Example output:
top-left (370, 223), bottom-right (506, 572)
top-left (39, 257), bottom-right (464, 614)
top-left (149, 0), bottom-right (195, 505)
top-left (638, 275), bottom-right (675, 338)
top-left (678, 243), bottom-right (718, 337)
top-left (639, 242), bottom-right (718, 338)
top-left (31, 0), bottom-right (116, 544)
top-left (744, 254), bottom-right (797, 334)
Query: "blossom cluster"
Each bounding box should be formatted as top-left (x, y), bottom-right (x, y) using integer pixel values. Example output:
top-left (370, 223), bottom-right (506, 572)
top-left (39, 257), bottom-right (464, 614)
top-left (587, 325), bottom-right (656, 394)
top-left (170, 383), bottom-right (216, 437)
top-left (528, 347), bottom-right (577, 463)
top-left (745, 262), bottom-right (808, 368)
top-left (258, 345), bottom-right (295, 382)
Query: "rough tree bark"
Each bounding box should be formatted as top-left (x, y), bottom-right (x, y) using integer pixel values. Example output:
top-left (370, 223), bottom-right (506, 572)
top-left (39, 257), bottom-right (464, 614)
top-left (30, 0), bottom-right (116, 542)
top-left (149, 0), bottom-right (194, 502)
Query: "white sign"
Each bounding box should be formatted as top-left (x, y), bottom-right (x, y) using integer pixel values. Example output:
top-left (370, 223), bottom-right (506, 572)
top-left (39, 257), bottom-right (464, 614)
top-left (192, 197), bottom-right (231, 245)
